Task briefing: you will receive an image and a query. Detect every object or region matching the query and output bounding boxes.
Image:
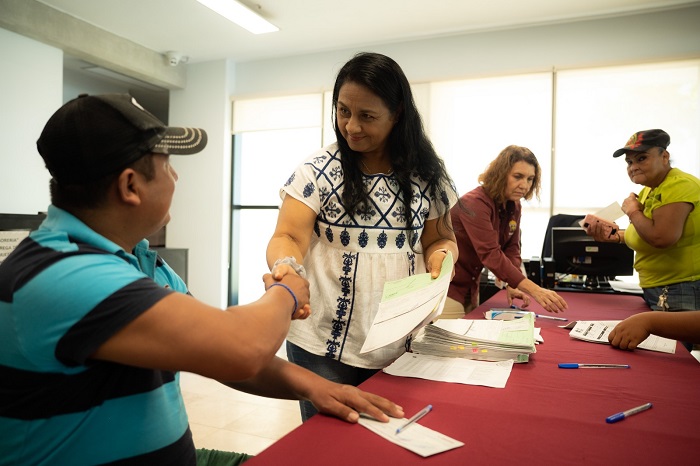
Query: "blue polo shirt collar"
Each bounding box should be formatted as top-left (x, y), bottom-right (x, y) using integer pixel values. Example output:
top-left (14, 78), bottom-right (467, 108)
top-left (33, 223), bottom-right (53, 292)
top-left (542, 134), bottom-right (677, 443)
top-left (42, 205), bottom-right (157, 276)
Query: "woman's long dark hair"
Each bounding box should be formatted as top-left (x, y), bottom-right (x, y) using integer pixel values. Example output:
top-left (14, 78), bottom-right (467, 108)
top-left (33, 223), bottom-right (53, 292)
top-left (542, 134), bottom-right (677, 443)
top-left (332, 52), bottom-right (456, 249)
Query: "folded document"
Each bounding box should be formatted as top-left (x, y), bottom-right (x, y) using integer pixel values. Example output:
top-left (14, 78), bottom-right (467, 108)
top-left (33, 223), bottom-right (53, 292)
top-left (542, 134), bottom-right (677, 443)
top-left (359, 413), bottom-right (464, 457)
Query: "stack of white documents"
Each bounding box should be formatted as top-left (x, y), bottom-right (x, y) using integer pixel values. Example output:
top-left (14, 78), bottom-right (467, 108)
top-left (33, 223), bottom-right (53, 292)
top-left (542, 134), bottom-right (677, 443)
top-left (410, 314), bottom-right (536, 363)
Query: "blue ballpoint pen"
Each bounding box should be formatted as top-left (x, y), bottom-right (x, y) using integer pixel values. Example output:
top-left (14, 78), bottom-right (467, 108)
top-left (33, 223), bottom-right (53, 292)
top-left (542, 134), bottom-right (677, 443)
top-left (396, 404), bottom-right (433, 434)
top-left (559, 363), bottom-right (630, 369)
top-left (606, 402), bottom-right (652, 423)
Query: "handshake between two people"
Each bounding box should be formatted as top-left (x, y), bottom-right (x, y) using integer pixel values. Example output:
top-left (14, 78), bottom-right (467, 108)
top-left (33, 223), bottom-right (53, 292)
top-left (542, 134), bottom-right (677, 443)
top-left (265, 264), bottom-right (312, 320)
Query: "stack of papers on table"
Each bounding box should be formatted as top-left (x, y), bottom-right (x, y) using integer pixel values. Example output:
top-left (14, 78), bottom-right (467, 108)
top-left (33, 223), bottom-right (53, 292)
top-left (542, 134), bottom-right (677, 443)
top-left (410, 314), bottom-right (536, 363)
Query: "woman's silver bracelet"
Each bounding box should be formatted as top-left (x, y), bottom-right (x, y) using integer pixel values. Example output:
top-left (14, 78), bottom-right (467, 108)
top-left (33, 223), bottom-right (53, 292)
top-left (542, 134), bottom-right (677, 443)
top-left (273, 256), bottom-right (307, 279)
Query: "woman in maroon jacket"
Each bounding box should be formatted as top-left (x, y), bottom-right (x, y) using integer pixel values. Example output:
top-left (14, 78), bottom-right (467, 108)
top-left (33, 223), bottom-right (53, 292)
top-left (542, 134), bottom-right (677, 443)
top-left (443, 145), bottom-right (568, 318)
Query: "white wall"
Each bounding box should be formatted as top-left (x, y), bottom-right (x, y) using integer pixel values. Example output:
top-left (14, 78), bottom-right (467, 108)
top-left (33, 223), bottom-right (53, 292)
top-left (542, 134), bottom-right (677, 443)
top-left (0, 28), bottom-right (60, 214)
top-left (168, 60), bottom-right (233, 306)
top-left (63, 68), bottom-right (131, 103)
top-left (233, 6), bottom-right (700, 97)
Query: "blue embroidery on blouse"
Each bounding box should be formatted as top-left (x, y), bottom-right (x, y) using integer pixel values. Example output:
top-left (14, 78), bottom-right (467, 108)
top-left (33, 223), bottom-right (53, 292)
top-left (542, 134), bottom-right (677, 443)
top-left (324, 201), bottom-right (342, 219)
top-left (330, 166), bottom-right (342, 181)
top-left (391, 206), bottom-right (407, 224)
top-left (326, 252), bottom-right (356, 359)
top-left (289, 148), bottom-right (444, 251)
top-left (374, 186), bottom-right (390, 203)
top-left (284, 172), bottom-right (295, 187)
top-left (411, 190), bottom-right (420, 204)
top-left (303, 182), bottom-right (315, 198)
top-left (377, 231), bottom-right (387, 249)
top-left (358, 230), bottom-right (368, 248)
top-left (396, 232), bottom-right (406, 249)
top-left (319, 186), bottom-right (330, 203)
top-left (356, 204), bottom-right (377, 222)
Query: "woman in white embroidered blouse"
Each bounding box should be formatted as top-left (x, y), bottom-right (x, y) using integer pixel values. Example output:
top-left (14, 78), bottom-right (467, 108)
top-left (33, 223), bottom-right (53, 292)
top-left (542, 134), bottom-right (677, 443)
top-left (266, 52), bottom-right (460, 421)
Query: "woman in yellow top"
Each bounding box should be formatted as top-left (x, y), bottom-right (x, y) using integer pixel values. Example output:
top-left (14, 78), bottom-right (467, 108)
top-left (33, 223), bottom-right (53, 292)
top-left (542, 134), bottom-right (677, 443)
top-left (585, 129), bottom-right (700, 313)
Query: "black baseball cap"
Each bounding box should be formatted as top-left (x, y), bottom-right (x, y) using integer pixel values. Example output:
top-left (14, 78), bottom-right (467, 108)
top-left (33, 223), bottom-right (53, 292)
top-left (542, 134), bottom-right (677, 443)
top-left (612, 129), bottom-right (670, 158)
top-left (37, 93), bottom-right (208, 184)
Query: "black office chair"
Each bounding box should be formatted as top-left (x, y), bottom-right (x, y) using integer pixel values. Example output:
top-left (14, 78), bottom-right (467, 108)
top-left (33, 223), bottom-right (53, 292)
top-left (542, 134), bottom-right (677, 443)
top-left (541, 214), bottom-right (585, 259)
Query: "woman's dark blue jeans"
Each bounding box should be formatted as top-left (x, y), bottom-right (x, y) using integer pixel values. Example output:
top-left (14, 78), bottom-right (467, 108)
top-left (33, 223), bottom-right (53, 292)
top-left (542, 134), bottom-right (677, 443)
top-left (285, 341), bottom-right (378, 421)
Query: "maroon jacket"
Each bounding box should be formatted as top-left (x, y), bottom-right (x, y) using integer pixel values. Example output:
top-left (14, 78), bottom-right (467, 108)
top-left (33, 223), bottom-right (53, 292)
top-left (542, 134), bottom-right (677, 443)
top-left (447, 186), bottom-right (525, 308)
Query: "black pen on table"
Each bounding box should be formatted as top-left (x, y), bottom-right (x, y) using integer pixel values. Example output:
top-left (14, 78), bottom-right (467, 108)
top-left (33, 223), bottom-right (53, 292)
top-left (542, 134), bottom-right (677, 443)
top-left (395, 404), bottom-right (433, 434)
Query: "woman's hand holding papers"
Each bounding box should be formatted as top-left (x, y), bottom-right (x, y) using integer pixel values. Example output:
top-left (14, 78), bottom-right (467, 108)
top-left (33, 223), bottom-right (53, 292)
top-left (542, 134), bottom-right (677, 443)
top-left (426, 248), bottom-right (456, 280)
top-left (609, 311), bottom-right (700, 350)
top-left (608, 314), bottom-right (653, 350)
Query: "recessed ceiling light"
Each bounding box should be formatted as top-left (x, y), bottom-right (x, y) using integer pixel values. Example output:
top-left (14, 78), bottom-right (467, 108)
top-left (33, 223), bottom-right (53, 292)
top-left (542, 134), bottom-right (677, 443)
top-left (196, 0), bottom-right (279, 34)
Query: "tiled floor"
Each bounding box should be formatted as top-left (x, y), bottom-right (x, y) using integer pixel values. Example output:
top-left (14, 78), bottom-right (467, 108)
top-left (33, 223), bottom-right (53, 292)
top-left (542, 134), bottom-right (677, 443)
top-left (180, 344), bottom-right (302, 456)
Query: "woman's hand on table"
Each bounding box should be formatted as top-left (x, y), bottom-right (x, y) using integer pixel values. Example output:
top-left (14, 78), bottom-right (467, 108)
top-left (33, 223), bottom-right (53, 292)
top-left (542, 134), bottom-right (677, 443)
top-left (531, 288), bottom-right (568, 313)
top-left (608, 313), bottom-right (652, 350)
top-left (506, 286), bottom-right (531, 308)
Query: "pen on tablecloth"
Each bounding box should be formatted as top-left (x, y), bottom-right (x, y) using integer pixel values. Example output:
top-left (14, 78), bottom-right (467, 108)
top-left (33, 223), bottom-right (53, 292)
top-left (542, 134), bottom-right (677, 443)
top-left (606, 402), bottom-right (652, 424)
top-left (558, 363), bottom-right (630, 369)
top-left (396, 404), bottom-right (432, 434)
top-left (510, 305), bottom-right (568, 321)
top-left (534, 314), bottom-right (568, 321)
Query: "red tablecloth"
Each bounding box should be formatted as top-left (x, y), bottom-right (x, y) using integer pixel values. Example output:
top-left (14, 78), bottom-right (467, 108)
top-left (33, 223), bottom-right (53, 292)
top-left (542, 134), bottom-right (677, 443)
top-left (246, 291), bottom-right (700, 465)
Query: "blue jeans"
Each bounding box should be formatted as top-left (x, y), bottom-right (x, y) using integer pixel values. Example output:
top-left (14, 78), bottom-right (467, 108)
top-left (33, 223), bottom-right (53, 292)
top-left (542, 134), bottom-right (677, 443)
top-left (642, 279), bottom-right (700, 311)
top-left (642, 279), bottom-right (700, 351)
top-left (285, 341), bottom-right (378, 422)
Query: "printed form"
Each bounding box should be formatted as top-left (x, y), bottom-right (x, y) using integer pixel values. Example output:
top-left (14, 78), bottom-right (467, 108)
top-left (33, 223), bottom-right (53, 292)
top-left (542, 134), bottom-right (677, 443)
top-left (383, 352), bottom-right (514, 388)
top-left (360, 252), bottom-right (453, 353)
top-left (569, 320), bottom-right (676, 353)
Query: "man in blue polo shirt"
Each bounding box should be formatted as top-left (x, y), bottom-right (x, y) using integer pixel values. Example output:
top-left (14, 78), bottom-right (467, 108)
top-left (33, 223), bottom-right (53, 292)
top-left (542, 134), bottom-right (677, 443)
top-left (0, 94), bottom-right (403, 465)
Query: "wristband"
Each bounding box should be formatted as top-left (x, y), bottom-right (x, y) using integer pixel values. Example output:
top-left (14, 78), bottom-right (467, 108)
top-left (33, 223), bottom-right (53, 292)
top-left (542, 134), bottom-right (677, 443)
top-left (267, 283), bottom-right (298, 317)
top-left (273, 256), bottom-right (307, 279)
